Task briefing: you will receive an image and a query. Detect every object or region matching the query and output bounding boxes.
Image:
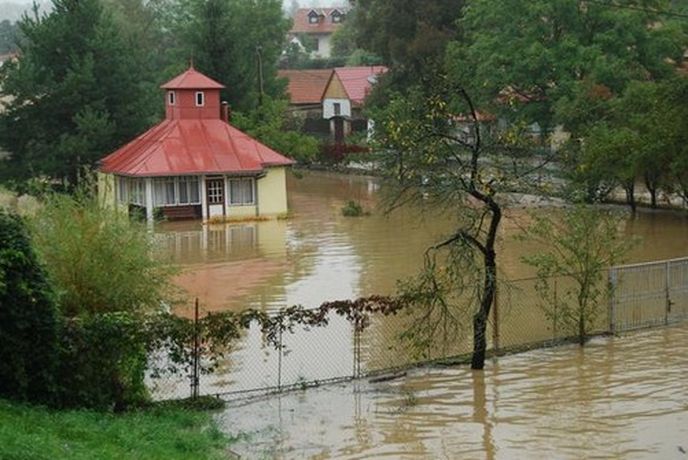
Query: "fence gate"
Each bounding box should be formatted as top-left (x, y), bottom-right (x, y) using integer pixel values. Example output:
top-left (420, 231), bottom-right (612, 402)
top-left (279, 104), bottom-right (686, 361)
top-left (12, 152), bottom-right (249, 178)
top-left (609, 257), bottom-right (688, 332)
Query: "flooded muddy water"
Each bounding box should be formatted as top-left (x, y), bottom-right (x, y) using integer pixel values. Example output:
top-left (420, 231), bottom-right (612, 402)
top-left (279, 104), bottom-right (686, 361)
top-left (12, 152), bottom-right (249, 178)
top-left (218, 323), bottom-right (688, 459)
top-left (158, 171), bottom-right (688, 313)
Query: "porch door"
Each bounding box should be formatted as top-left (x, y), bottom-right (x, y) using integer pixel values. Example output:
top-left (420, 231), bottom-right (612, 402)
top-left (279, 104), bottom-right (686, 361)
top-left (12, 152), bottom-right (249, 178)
top-left (206, 177), bottom-right (225, 219)
top-left (333, 116), bottom-right (345, 145)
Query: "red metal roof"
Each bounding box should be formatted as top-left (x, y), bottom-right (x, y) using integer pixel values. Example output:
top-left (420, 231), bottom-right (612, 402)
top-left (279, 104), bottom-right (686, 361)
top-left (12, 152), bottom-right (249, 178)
top-left (100, 119), bottom-right (294, 176)
top-left (290, 8), bottom-right (347, 34)
top-left (333, 66), bottom-right (388, 106)
top-left (161, 67), bottom-right (225, 90)
top-left (277, 69), bottom-right (332, 105)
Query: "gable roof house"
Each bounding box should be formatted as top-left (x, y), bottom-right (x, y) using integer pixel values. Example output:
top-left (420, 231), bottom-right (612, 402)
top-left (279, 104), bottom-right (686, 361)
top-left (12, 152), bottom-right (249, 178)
top-left (277, 68), bottom-right (332, 116)
top-left (321, 66), bottom-right (387, 141)
top-left (289, 8), bottom-right (348, 58)
top-left (98, 67), bottom-right (294, 223)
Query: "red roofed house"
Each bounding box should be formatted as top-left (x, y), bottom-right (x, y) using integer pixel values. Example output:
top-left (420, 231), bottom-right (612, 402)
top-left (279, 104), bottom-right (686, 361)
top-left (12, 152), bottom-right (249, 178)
top-left (321, 66), bottom-right (387, 141)
top-left (98, 67), bottom-right (294, 223)
top-left (277, 68), bottom-right (332, 118)
top-left (289, 8), bottom-right (348, 58)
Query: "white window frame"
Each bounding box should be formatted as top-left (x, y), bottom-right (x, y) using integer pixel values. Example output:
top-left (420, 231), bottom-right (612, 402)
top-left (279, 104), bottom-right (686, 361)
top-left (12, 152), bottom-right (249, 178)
top-left (195, 91), bottom-right (205, 107)
top-left (228, 177), bottom-right (255, 206)
top-left (168, 91), bottom-right (176, 105)
top-left (152, 176), bottom-right (202, 207)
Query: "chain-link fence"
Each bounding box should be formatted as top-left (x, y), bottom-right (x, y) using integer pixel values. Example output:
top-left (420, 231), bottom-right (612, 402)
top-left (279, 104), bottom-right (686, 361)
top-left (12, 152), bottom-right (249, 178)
top-left (609, 257), bottom-right (688, 332)
top-left (149, 257), bottom-right (688, 402)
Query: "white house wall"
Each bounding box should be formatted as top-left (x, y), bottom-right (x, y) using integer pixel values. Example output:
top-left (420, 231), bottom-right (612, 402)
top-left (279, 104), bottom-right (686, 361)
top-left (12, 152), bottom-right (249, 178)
top-left (323, 98), bottom-right (351, 119)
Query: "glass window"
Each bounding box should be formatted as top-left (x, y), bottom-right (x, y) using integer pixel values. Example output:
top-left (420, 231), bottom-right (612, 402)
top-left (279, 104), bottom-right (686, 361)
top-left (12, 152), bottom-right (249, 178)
top-left (188, 178), bottom-right (200, 203)
top-left (165, 178), bottom-right (176, 204)
top-left (168, 91), bottom-right (175, 105)
top-left (229, 178), bottom-right (254, 206)
top-left (309, 14), bottom-right (319, 23)
top-left (118, 177), bottom-right (127, 204)
top-left (332, 13), bottom-right (341, 23)
top-left (153, 178), bottom-right (166, 206)
top-left (334, 102), bottom-right (341, 116)
top-left (195, 91), bottom-right (205, 107)
top-left (207, 178), bottom-right (224, 205)
top-left (179, 178), bottom-right (189, 204)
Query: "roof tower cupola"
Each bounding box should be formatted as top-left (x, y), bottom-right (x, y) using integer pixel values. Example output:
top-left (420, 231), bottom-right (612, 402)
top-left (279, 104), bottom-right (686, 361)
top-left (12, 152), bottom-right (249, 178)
top-left (160, 66), bottom-right (225, 121)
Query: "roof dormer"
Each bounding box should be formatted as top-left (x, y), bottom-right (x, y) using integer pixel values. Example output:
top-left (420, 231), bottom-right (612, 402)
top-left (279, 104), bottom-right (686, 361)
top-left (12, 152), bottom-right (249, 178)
top-left (308, 9), bottom-right (321, 24)
top-left (331, 9), bottom-right (344, 23)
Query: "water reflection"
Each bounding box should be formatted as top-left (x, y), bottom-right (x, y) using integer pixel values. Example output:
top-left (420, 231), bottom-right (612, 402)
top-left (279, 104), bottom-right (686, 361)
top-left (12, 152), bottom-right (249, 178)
top-left (218, 323), bottom-right (688, 459)
top-left (157, 171), bottom-right (688, 313)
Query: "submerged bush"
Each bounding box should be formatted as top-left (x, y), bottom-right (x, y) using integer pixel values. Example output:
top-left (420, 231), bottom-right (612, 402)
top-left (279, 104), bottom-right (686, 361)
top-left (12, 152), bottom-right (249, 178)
top-left (29, 192), bottom-right (176, 316)
top-left (0, 210), bottom-right (60, 404)
top-left (341, 200), bottom-right (367, 217)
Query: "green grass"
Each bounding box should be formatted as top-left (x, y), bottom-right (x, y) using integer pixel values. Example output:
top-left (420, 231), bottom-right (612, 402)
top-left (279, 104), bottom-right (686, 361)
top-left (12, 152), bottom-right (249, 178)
top-left (0, 399), bottom-right (232, 460)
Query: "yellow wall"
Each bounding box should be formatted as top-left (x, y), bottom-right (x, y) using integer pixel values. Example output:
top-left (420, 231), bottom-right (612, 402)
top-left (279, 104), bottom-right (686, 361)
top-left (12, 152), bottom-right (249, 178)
top-left (227, 205), bottom-right (257, 218)
top-left (97, 172), bottom-right (116, 208)
top-left (257, 166), bottom-right (288, 216)
top-left (323, 73), bottom-right (348, 99)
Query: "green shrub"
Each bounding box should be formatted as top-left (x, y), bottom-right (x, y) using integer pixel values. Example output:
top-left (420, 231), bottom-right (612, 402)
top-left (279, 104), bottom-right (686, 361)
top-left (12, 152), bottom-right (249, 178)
top-left (55, 312), bottom-right (149, 411)
top-left (0, 210), bottom-right (60, 404)
top-left (29, 192), bottom-right (175, 316)
top-left (341, 200), bottom-right (366, 217)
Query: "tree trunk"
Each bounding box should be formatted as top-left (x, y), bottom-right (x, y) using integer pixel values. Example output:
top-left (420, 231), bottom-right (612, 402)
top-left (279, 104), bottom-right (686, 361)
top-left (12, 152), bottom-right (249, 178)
top-left (471, 248), bottom-right (497, 370)
top-left (624, 183), bottom-right (636, 213)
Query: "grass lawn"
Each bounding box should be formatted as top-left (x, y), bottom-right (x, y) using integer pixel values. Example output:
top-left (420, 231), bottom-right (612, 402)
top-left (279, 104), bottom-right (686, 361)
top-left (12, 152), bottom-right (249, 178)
top-left (0, 399), bottom-right (232, 460)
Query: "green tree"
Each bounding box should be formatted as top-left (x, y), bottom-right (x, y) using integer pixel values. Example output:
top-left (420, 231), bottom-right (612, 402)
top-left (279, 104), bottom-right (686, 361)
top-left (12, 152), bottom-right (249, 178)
top-left (232, 97), bottom-right (318, 164)
top-left (0, 210), bottom-right (59, 404)
top-left (521, 205), bottom-right (636, 344)
top-left (452, 0), bottom-right (687, 138)
top-left (0, 19), bottom-right (20, 54)
top-left (0, 0), bottom-right (155, 187)
top-left (29, 191), bottom-right (175, 317)
top-left (168, 0), bottom-right (290, 111)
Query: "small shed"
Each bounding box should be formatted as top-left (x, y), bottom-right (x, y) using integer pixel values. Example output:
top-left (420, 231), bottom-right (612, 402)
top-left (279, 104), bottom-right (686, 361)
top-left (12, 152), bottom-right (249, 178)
top-left (98, 67), bottom-right (294, 223)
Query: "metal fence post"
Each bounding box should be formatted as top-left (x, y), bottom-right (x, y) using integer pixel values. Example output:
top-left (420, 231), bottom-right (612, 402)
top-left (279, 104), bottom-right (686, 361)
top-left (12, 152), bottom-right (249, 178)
top-left (352, 318), bottom-right (361, 379)
top-left (277, 318), bottom-right (283, 391)
top-left (608, 270), bottom-right (616, 334)
top-left (665, 261), bottom-right (671, 325)
top-left (191, 298), bottom-right (200, 399)
top-left (553, 279), bottom-right (558, 340)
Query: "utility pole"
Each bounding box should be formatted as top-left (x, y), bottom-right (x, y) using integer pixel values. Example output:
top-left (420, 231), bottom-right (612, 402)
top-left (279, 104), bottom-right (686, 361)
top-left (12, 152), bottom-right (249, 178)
top-left (256, 45), bottom-right (264, 106)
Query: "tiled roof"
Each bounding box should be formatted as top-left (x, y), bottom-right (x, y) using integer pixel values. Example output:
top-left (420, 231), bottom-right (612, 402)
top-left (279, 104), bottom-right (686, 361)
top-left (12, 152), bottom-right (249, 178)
top-left (333, 66), bottom-right (388, 105)
top-left (290, 7), bottom-right (348, 35)
top-left (278, 69), bottom-right (333, 105)
top-left (100, 119), bottom-right (293, 176)
top-left (161, 67), bottom-right (225, 90)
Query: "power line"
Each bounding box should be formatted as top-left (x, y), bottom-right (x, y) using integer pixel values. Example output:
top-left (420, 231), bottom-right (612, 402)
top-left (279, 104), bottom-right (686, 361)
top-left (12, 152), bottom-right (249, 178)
top-left (584, 0), bottom-right (688, 20)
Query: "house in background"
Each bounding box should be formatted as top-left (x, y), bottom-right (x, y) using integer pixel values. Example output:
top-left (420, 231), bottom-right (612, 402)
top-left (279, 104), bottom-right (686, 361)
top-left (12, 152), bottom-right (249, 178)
top-left (322, 66), bottom-right (387, 142)
top-left (289, 7), bottom-right (348, 58)
top-left (277, 68), bottom-right (332, 119)
top-left (98, 67), bottom-right (294, 223)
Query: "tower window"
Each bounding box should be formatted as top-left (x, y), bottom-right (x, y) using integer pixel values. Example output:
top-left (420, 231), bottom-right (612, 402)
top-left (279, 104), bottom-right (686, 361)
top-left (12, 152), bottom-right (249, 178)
top-left (168, 91), bottom-right (175, 105)
top-left (195, 91), bottom-right (205, 107)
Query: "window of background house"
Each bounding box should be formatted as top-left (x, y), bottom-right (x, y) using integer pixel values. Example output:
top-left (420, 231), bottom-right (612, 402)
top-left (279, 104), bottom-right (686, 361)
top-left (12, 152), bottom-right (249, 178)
top-left (333, 102), bottom-right (341, 116)
top-left (168, 91), bottom-right (175, 105)
top-left (309, 13), bottom-right (319, 23)
top-left (332, 13), bottom-right (341, 23)
top-left (195, 91), bottom-right (205, 106)
top-left (229, 178), bottom-right (254, 205)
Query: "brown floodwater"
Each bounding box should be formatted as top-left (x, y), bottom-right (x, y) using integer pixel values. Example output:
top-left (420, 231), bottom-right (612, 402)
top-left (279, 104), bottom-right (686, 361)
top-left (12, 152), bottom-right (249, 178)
top-left (217, 323), bottom-right (688, 459)
top-left (158, 170), bottom-right (688, 314)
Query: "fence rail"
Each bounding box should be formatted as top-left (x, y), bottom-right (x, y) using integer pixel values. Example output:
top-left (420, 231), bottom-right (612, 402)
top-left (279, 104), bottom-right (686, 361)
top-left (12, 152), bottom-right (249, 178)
top-left (149, 257), bottom-right (688, 402)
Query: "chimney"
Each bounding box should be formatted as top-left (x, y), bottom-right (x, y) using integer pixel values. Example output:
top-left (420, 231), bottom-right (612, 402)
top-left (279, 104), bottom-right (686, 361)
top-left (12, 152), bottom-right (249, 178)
top-left (221, 101), bottom-right (231, 122)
